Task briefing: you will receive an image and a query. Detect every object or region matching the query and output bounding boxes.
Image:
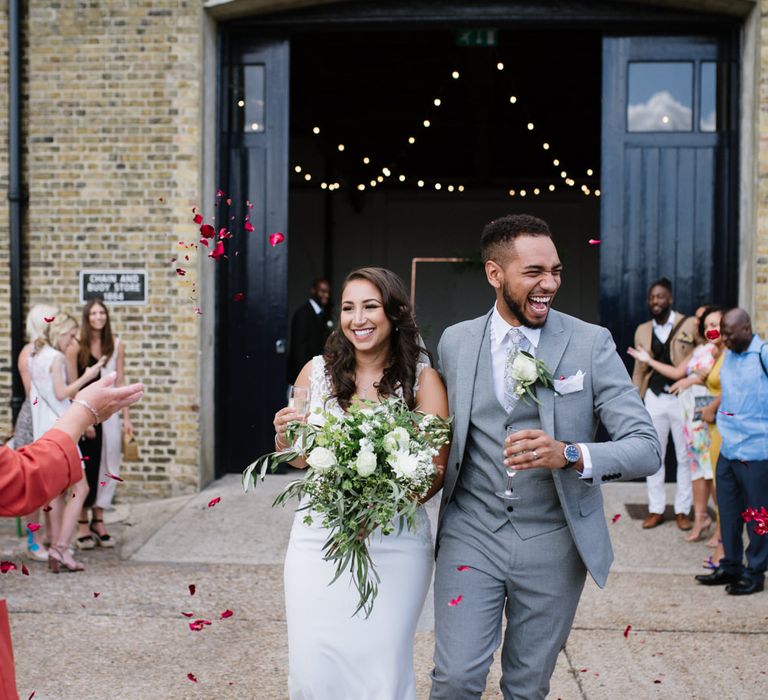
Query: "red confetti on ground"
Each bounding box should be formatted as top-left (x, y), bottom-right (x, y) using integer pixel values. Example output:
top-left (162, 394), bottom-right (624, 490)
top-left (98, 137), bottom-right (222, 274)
top-left (208, 497), bottom-right (221, 508)
top-left (105, 472), bottom-right (124, 482)
top-left (42, 505), bottom-right (52, 512)
top-left (176, 268), bottom-right (187, 276)
top-left (220, 609), bottom-right (234, 619)
top-left (448, 595), bottom-right (463, 607)
top-left (580, 668), bottom-right (588, 673)
top-left (244, 221), bottom-right (254, 232)
top-left (623, 625), bottom-right (632, 638)
top-left (32, 397), bottom-right (38, 406)
top-left (654, 680), bottom-right (662, 684)
top-left (189, 619), bottom-right (212, 632)
top-left (0, 561), bottom-right (18, 574)
top-left (43, 316), bottom-right (55, 323)
top-left (21, 564), bottom-right (29, 576)
top-left (181, 611), bottom-right (194, 618)
top-left (456, 565), bottom-right (470, 572)
top-left (93, 592), bottom-right (101, 598)
top-left (247, 200), bottom-right (254, 209)
top-left (200, 223), bottom-right (215, 239)
top-left (189, 584), bottom-right (196, 596)
top-left (28, 693), bottom-right (35, 700)
top-left (193, 213), bottom-right (203, 225)
top-left (27, 523), bottom-right (41, 533)
top-left (208, 241), bottom-right (225, 259)
top-left (612, 514), bottom-right (622, 523)
top-left (269, 232), bottom-right (285, 247)
top-left (187, 673), bottom-right (198, 683)
top-left (588, 239), bottom-right (601, 245)
top-left (233, 292), bottom-right (245, 302)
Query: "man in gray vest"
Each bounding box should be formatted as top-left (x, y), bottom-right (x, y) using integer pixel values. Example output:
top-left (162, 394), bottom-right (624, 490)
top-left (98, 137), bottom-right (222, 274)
top-left (430, 214), bottom-right (660, 700)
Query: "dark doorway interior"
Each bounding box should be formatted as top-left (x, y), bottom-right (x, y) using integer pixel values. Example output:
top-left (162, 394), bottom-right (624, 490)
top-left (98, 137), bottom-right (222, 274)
top-left (286, 29), bottom-right (602, 361)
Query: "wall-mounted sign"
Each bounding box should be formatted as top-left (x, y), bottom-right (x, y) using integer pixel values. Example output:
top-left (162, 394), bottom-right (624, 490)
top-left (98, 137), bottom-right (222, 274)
top-left (455, 29), bottom-right (497, 48)
top-left (80, 270), bottom-right (148, 305)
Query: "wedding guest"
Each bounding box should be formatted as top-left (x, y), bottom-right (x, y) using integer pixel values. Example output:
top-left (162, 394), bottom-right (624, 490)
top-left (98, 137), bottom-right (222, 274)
top-left (274, 267), bottom-right (449, 699)
top-left (0, 373), bottom-right (145, 700)
top-left (13, 303), bottom-right (58, 561)
top-left (287, 278), bottom-right (332, 381)
top-left (628, 305), bottom-right (723, 541)
top-left (695, 308), bottom-right (768, 595)
top-left (66, 299), bottom-right (133, 549)
top-left (630, 278), bottom-right (700, 530)
top-left (30, 313), bottom-right (105, 572)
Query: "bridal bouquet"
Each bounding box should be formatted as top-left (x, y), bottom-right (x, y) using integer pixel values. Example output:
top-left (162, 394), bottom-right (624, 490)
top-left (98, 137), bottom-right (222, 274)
top-left (243, 397), bottom-right (451, 617)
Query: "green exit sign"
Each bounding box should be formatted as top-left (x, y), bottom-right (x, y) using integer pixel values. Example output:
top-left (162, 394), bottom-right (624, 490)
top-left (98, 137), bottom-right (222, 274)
top-left (456, 29), bottom-right (498, 47)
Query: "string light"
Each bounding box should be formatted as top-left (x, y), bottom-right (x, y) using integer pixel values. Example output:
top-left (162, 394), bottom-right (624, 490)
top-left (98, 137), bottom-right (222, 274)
top-left (520, 189), bottom-right (527, 197)
top-left (363, 156), bottom-right (370, 164)
top-left (337, 144), bottom-right (345, 152)
top-left (312, 126), bottom-right (320, 134)
top-left (509, 96), bottom-right (517, 104)
top-left (542, 143), bottom-right (550, 150)
top-left (382, 167), bottom-right (391, 177)
top-left (399, 174), bottom-right (406, 182)
top-left (304, 173), bottom-right (311, 181)
top-left (509, 189), bottom-right (516, 197)
top-left (417, 180), bottom-right (425, 188)
top-left (451, 70), bottom-right (460, 79)
top-left (237, 100), bottom-right (245, 108)
top-left (434, 98), bottom-right (442, 107)
top-left (587, 168), bottom-right (593, 176)
top-left (423, 119), bottom-right (431, 128)
top-left (357, 184), bottom-right (365, 191)
top-left (560, 171), bottom-right (567, 178)
top-left (553, 159), bottom-right (560, 166)
top-left (497, 62), bottom-right (504, 71)
top-left (448, 185), bottom-right (455, 192)
top-left (595, 189), bottom-right (601, 196)
top-left (376, 175), bottom-right (383, 182)
top-left (321, 182), bottom-right (328, 189)
top-left (408, 136), bottom-right (416, 144)
top-left (434, 183), bottom-right (442, 190)
top-left (370, 179), bottom-right (377, 187)
top-left (527, 123), bottom-right (534, 131)
top-left (458, 185), bottom-right (465, 192)
top-left (533, 188), bottom-right (540, 195)
top-left (294, 165), bottom-right (302, 173)
top-left (549, 184), bottom-right (555, 191)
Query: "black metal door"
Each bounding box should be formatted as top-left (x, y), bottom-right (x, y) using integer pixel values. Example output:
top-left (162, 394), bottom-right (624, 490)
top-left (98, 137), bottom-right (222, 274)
top-left (600, 35), bottom-right (738, 356)
top-left (217, 38), bottom-right (290, 474)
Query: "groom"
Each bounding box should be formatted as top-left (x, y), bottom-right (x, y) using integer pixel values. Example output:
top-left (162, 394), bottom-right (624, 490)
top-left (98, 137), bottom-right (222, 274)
top-left (431, 214), bottom-right (660, 699)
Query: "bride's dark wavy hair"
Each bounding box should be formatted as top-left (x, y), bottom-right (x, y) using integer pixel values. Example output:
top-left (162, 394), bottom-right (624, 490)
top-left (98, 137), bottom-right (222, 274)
top-left (324, 267), bottom-right (430, 411)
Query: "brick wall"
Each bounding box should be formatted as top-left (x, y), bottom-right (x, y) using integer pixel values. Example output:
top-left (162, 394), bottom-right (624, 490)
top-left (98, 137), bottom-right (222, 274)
top-left (10, 1), bottom-right (204, 499)
top-left (758, 0), bottom-right (768, 337)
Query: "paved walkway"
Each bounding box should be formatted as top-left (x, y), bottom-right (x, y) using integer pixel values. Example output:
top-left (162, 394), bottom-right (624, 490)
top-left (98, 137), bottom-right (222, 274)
top-left (1, 476), bottom-right (767, 699)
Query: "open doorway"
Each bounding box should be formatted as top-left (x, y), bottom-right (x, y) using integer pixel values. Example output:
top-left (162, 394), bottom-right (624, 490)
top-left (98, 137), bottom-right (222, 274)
top-left (287, 28), bottom-right (602, 358)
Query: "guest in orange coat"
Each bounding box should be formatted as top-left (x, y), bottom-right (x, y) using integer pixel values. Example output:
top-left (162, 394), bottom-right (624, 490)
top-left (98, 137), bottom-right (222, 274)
top-left (0, 372), bottom-right (143, 700)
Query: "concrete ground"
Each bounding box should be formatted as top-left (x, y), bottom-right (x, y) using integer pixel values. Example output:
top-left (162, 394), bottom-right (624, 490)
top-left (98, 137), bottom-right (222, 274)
top-left (2, 476), bottom-right (767, 700)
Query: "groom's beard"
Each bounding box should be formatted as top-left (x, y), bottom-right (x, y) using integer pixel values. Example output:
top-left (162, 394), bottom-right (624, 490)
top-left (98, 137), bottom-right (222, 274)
top-left (502, 286), bottom-right (548, 329)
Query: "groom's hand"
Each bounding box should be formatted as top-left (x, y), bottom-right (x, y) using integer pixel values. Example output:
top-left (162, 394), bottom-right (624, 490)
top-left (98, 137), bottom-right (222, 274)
top-left (503, 429), bottom-right (570, 470)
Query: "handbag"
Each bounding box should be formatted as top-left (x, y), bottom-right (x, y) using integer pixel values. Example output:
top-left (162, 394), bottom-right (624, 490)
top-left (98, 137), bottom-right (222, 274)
top-left (122, 433), bottom-right (140, 462)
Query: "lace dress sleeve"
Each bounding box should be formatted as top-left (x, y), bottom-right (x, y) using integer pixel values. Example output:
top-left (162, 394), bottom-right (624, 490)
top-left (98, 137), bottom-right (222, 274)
top-left (414, 361), bottom-right (429, 395)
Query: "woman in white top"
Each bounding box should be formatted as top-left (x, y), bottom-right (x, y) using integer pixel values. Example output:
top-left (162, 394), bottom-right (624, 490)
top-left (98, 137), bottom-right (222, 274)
top-left (273, 267), bottom-right (449, 700)
top-left (30, 313), bottom-right (104, 572)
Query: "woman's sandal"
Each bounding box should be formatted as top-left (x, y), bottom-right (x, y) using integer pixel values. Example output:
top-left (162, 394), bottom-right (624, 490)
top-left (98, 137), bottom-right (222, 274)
top-left (49, 545), bottom-right (85, 573)
top-left (75, 520), bottom-right (96, 550)
top-left (684, 513), bottom-right (713, 542)
top-left (90, 518), bottom-right (116, 548)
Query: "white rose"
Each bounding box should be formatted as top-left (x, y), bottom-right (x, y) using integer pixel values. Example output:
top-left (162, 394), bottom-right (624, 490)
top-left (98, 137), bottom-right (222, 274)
top-left (383, 427), bottom-right (410, 454)
top-left (510, 353), bottom-right (538, 383)
top-left (355, 450), bottom-right (377, 477)
top-left (388, 450), bottom-right (420, 479)
top-left (306, 446), bottom-right (336, 472)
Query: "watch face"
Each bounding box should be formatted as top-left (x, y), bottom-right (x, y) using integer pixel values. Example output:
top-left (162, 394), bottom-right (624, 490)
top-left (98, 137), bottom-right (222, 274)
top-left (564, 444), bottom-right (580, 463)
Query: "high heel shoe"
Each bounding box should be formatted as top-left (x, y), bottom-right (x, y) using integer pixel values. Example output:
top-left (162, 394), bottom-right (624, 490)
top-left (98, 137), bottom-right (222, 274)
top-left (48, 545), bottom-right (85, 573)
top-left (684, 513), bottom-right (714, 542)
top-left (90, 518), bottom-right (115, 548)
top-left (76, 520), bottom-right (96, 550)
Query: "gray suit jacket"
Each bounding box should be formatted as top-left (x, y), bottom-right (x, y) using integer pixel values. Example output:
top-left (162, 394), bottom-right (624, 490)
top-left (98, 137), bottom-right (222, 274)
top-left (437, 309), bottom-right (661, 586)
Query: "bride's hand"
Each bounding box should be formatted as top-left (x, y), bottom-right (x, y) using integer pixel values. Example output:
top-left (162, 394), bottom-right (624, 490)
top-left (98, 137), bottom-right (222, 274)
top-left (273, 406), bottom-right (301, 448)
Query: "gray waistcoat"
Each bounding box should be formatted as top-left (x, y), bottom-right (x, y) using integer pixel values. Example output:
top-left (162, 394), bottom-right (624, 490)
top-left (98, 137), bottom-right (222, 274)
top-left (452, 327), bottom-right (567, 539)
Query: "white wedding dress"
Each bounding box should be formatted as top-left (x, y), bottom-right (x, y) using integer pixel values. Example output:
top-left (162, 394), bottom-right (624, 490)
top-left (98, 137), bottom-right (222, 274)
top-left (283, 355), bottom-right (434, 700)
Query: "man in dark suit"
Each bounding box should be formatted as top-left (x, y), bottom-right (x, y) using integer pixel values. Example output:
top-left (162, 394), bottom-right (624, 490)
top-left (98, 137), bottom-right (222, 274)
top-left (287, 278), bottom-right (332, 381)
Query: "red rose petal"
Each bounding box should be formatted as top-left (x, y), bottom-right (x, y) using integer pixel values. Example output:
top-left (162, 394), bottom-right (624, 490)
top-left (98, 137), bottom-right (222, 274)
top-left (187, 673), bottom-right (198, 682)
top-left (99, 481), bottom-right (106, 486)
top-left (200, 223), bottom-right (215, 239)
top-left (216, 189), bottom-right (225, 197)
top-left (233, 293), bottom-right (244, 302)
top-left (208, 497), bottom-right (221, 508)
top-left (623, 624), bottom-right (631, 638)
top-left (268, 232), bottom-right (285, 247)
top-left (219, 227), bottom-right (231, 239)
top-left (81, 456), bottom-right (90, 462)
top-left (448, 595), bottom-right (463, 607)
top-left (244, 221), bottom-right (254, 232)
top-left (42, 505), bottom-right (52, 512)
top-left (28, 693), bottom-right (35, 700)
top-left (27, 523), bottom-right (41, 533)
top-left (43, 316), bottom-right (55, 323)
top-left (189, 584), bottom-right (196, 596)
top-left (176, 268), bottom-right (187, 276)
top-left (456, 565), bottom-right (470, 572)
top-left (32, 397), bottom-right (38, 406)
top-left (181, 611), bottom-right (194, 618)
top-left (189, 618), bottom-right (212, 632)
top-left (93, 592), bottom-right (101, 598)
top-left (247, 200), bottom-right (254, 209)
top-left (580, 668), bottom-right (588, 673)
top-left (193, 213), bottom-right (203, 225)
top-left (208, 241), bottom-right (225, 259)
top-left (588, 239), bottom-right (601, 245)
top-left (199, 238), bottom-right (209, 247)
top-left (21, 564), bottom-right (29, 576)
top-left (220, 609), bottom-right (234, 619)
top-left (612, 514), bottom-right (622, 523)
top-left (719, 410), bottom-right (735, 416)
top-left (0, 561), bottom-right (18, 574)
top-left (194, 307), bottom-right (203, 316)
top-left (654, 680), bottom-right (662, 684)
top-left (105, 472), bottom-right (124, 482)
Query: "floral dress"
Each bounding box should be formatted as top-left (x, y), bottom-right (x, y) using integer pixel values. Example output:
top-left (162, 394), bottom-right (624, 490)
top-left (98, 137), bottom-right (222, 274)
top-left (679, 343), bottom-right (717, 480)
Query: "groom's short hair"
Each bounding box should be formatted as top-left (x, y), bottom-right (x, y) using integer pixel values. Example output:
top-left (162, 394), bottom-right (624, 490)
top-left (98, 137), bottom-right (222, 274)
top-left (480, 214), bottom-right (552, 264)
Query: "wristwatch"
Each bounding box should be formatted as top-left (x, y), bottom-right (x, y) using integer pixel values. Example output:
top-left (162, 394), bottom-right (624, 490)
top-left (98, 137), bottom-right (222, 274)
top-left (563, 443), bottom-right (580, 466)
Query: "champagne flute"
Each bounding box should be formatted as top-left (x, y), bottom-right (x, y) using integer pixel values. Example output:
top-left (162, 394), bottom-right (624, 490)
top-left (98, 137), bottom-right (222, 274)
top-left (496, 425), bottom-right (521, 500)
top-left (287, 385), bottom-right (311, 416)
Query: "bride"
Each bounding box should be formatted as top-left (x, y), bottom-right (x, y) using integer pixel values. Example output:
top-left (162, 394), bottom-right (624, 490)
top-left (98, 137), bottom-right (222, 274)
top-left (274, 267), bottom-right (450, 699)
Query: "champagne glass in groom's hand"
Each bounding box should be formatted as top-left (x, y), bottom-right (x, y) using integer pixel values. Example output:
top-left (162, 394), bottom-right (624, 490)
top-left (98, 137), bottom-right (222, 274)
top-left (497, 425), bottom-right (522, 501)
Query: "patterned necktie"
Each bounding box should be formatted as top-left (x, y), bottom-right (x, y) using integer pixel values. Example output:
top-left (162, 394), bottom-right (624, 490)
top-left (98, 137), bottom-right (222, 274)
top-left (503, 327), bottom-right (530, 412)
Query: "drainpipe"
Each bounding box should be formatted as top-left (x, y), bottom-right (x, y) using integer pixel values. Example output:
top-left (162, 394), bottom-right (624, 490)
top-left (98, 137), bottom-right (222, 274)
top-left (8, 0), bottom-right (24, 421)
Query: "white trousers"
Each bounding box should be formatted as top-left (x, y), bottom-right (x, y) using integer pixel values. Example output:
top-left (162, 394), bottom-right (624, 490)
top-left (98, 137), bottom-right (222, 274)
top-left (644, 390), bottom-right (692, 515)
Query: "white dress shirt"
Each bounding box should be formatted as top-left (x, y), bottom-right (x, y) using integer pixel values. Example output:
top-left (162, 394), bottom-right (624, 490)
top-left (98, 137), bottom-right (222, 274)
top-left (308, 298), bottom-right (322, 315)
top-left (652, 310), bottom-right (676, 343)
top-left (489, 304), bottom-right (593, 479)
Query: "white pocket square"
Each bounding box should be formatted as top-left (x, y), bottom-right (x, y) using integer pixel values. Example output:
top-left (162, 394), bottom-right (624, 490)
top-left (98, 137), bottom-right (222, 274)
top-left (554, 370), bottom-right (585, 395)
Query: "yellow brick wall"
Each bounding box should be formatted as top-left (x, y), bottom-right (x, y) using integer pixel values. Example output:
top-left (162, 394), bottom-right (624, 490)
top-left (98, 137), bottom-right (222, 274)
top-left (758, 1), bottom-right (768, 337)
top-left (17, 1), bottom-right (203, 499)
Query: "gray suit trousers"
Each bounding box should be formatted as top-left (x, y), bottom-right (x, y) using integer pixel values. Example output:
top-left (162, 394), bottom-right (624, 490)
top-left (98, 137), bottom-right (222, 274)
top-left (430, 503), bottom-right (587, 700)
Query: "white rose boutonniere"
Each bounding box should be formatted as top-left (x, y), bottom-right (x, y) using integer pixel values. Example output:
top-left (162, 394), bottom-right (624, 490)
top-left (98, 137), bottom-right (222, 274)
top-left (509, 351), bottom-right (556, 405)
top-left (355, 450), bottom-right (377, 477)
top-left (510, 353), bottom-right (539, 384)
top-left (306, 446), bottom-right (337, 472)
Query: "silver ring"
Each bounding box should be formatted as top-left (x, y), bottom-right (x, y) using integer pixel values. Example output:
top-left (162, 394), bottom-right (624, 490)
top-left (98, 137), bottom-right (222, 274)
top-left (532, 450), bottom-right (538, 459)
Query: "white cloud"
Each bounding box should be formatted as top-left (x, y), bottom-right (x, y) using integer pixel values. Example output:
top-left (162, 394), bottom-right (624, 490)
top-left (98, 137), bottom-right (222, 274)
top-left (628, 90), bottom-right (692, 132)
